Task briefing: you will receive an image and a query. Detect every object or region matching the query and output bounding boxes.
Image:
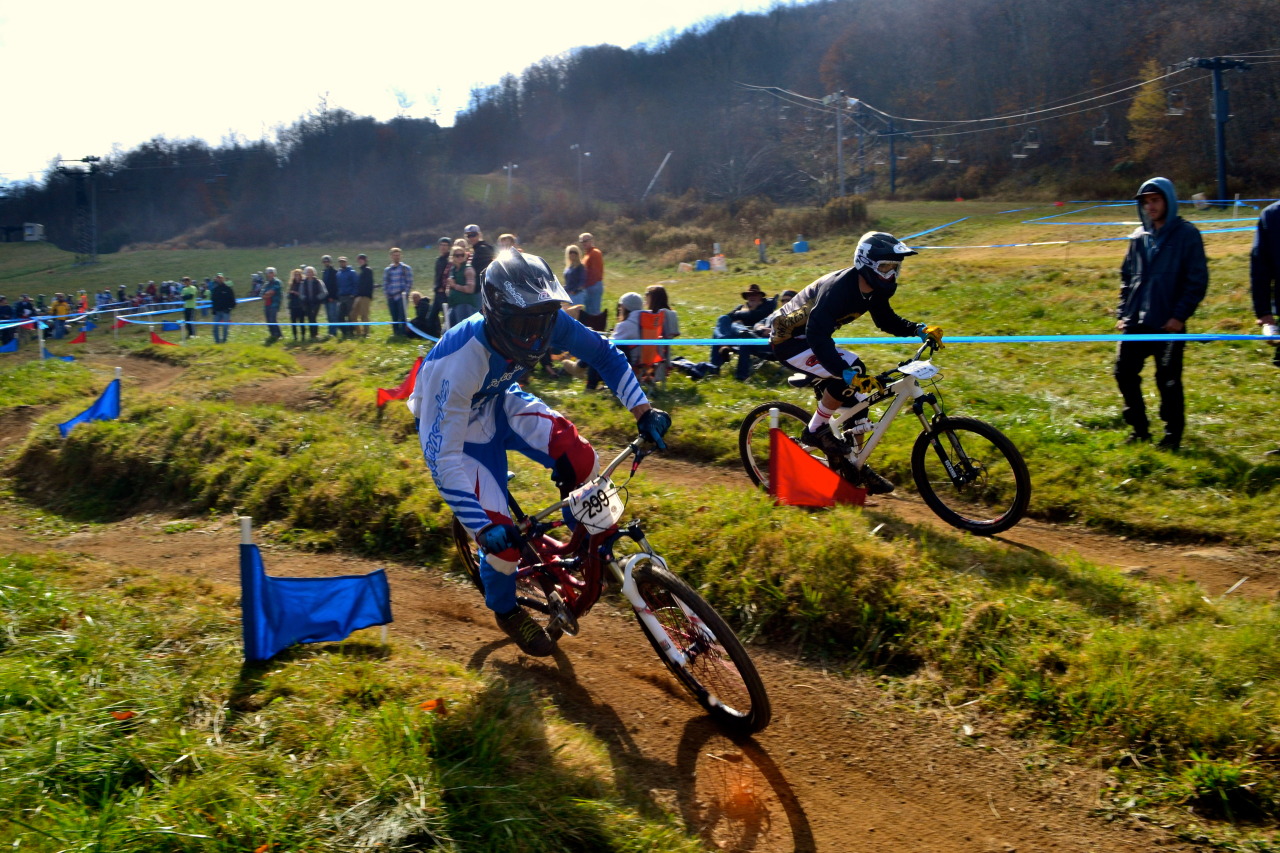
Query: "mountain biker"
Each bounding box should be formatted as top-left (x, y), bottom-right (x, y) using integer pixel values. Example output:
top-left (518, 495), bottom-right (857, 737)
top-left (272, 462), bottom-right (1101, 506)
top-left (766, 230), bottom-right (942, 494)
top-left (408, 250), bottom-right (671, 656)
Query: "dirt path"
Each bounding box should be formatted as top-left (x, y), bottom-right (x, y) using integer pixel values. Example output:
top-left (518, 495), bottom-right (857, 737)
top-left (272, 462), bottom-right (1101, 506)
top-left (6, 350), bottom-right (1253, 850)
top-left (3, 511), bottom-right (1188, 853)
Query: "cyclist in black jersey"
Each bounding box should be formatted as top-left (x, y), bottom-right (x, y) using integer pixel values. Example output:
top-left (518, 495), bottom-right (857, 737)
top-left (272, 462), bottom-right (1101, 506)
top-left (766, 231), bottom-right (943, 494)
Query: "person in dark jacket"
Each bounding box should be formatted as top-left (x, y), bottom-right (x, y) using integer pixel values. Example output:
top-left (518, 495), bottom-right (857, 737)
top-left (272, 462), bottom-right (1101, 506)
top-left (352, 254), bottom-right (374, 337)
top-left (1114, 177), bottom-right (1209, 451)
top-left (299, 265), bottom-right (328, 340)
top-left (0, 296), bottom-right (14, 346)
top-left (210, 273), bottom-right (236, 344)
top-left (464, 224), bottom-right (494, 275)
top-left (1250, 199), bottom-right (1280, 368)
top-left (321, 255), bottom-right (340, 337)
top-left (768, 231), bottom-right (942, 494)
top-left (335, 257), bottom-right (360, 339)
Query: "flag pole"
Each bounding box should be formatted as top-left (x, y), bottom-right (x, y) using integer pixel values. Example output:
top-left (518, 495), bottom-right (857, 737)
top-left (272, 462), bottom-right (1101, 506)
top-left (240, 516), bottom-right (253, 545)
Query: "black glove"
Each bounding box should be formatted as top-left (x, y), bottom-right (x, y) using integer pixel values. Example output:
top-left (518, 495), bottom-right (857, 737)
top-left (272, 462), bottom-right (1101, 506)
top-left (637, 408), bottom-right (671, 450)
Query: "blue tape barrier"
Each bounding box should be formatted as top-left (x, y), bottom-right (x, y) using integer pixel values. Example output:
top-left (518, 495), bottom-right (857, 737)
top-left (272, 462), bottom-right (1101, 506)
top-left (609, 333), bottom-right (1279, 347)
top-left (903, 217), bottom-right (968, 241)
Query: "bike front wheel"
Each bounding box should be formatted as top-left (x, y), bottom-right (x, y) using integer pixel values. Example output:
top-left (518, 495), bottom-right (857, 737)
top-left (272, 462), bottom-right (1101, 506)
top-left (910, 416), bottom-right (1031, 535)
top-left (631, 561), bottom-right (771, 735)
top-left (449, 516), bottom-right (565, 641)
top-left (739, 401), bottom-right (827, 490)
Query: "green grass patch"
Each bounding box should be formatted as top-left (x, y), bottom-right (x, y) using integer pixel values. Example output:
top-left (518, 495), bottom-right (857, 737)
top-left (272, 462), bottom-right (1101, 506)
top-left (0, 359), bottom-right (97, 411)
top-left (0, 552), bottom-right (701, 852)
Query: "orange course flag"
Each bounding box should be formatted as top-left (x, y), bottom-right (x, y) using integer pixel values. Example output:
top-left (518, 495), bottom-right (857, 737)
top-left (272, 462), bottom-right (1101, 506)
top-left (376, 357), bottom-right (424, 408)
top-left (768, 428), bottom-right (865, 507)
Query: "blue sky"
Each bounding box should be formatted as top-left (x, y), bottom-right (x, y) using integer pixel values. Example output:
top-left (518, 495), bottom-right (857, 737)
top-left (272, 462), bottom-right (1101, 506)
top-left (1, 0), bottom-right (791, 184)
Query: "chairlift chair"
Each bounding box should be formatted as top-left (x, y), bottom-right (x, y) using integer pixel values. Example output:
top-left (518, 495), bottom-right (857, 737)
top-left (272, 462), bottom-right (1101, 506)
top-left (1092, 113), bottom-right (1113, 146)
top-left (932, 145), bottom-right (946, 163)
top-left (1166, 90), bottom-right (1186, 116)
top-left (1023, 127), bottom-right (1041, 149)
top-left (1011, 142), bottom-right (1028, 160)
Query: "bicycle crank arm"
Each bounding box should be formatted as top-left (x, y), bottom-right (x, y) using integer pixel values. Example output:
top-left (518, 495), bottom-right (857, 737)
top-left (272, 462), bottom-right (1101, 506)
top-left (616, 552), bottom-right (689, 668)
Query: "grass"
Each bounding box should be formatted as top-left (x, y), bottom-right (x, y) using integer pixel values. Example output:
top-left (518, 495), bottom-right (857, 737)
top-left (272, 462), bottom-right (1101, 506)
top-left (2, 203), bottom-right (1279, 844)
top-left (0, 552), bottom-right (702, 852)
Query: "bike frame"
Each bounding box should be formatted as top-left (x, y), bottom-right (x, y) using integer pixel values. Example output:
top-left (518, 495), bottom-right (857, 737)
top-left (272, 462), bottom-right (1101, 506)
top-left (826, 341), bottom-right (941, 471)
top-left (507, 440), bottom-right (690, 666)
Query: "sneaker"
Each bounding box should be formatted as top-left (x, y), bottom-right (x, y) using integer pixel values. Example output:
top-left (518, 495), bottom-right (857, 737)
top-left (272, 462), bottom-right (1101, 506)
top-left (798, 426), bottom-right (834, 451)
top-left (856, 463), bottom-right (895, 495)
top-left (495, 607), bottom-right (555, 656)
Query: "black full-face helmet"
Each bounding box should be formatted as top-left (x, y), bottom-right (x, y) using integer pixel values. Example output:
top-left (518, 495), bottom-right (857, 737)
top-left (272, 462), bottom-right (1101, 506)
top-left (852, 231), bottom-right (918, 292)
top-left (481, 250), bottom-right (571, 368)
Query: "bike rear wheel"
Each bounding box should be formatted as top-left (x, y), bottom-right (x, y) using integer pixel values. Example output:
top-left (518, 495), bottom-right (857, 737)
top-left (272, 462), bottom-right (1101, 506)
top-left (910, 416), bottom-right (1031, 535)
top-left (631, 561), bottom-right (771, 735)
top-left (739, 401), bottom-right (827, 490)
top-left (450, 516), bottom-right (565, 641)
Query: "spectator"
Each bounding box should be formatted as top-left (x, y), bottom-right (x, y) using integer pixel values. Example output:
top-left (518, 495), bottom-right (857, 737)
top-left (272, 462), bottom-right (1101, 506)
top-left (563, 245), bottom-right (586, 305)
top-left (713, 284), bottom-right (776, 379)
top-left (497, 233), bottom-right (520, 251)
top-left (1115, 177), bottom-right (1208, 451)
top-left (444, 244), bottom-right (480, 326)
top-left (610, 292), bottom-right (646, 368)
top-left (335, 256), bottom-right (359, 339)
top-left (352, 254), bottom-right (374, 337)
top-left (181, 276), bottom-right (199, 338)
top-left (578, 232), bottom-right (605, 315)
top-left (116, 284), bottom-right (126, 303)
top-left (210, 274), bottom-right (236, 344)
top-left (0, 297), bottom-right (13, 346)
top-left (428, 237), bottom-right (452, 337)
top-left (299, 265), bottom-right (327, 341)
top-left (463, 224), bottom-right (494, 275)
top-left (261, 267), bottom-right (283, 342)
top-left (636, 284), bottom-right (679, 381)
top-left (408, 291), bottom-right (433, 338)
top-left (383, 247), bottom-right (413, 336)
top-left (287, 269), bottom-right (306, 341)
top-left (1250, 199), bottom-right (1280, 369)
top-left (15, 295), bottom-right (34, 342)
top-left (321, 255), bottom-right (340, 337)
top-left (50, 293), bottom-right (71, 339)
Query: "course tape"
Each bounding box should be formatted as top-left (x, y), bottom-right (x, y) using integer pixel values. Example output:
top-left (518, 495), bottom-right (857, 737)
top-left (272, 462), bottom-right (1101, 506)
top-left (914, 226), bottom-right (1254, 250)
top-left (903, 217), bottom-right (968, 240)
top-left (610, 333), bottom-right (1279, 346)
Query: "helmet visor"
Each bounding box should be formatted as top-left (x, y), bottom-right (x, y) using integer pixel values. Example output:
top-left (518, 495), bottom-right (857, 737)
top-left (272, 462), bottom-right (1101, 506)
top-left (504, 308), bottom-right (559, 351)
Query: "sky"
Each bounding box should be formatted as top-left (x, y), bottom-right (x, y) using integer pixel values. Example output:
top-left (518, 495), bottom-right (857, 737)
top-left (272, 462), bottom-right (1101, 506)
top-left (0, 0), bottom-right (790, 186)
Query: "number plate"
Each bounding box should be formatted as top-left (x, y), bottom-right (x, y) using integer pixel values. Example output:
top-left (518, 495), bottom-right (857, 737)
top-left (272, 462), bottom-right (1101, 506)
top-left (899, 359), bottom-right (939, 380)
top-left (568, 478), bottom-right (625, 533)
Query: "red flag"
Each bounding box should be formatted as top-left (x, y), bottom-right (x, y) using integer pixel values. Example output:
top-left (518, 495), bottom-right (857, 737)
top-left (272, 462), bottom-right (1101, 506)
top-left (150, 331), bottom-right (179, 346)
top-left (112, 318), bottom-right (129, 329)
top-left (376, 357), bottom-right (424, 408)
top-left (19, 321), bottom-right (35, 331)
top-left (69, 331), bottom-right (87, 344)
top-left (768, 428), bottom-right (865, 507)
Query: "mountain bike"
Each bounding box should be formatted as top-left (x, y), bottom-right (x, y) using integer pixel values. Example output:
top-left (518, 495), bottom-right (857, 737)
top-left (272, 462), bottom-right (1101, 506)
top-left (450, 438), bottom-right (772, 735)
top-left (739, 340), bottom-right (1031, 535)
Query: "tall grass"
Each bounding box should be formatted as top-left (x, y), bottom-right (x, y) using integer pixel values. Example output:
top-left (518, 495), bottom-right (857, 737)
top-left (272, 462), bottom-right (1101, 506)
top-left (0, 552), bottom-right (702, 852)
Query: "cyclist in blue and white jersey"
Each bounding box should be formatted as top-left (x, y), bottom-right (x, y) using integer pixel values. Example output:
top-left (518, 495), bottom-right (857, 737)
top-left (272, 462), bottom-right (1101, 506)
top-left (408, 250), bottom-right (671, 656)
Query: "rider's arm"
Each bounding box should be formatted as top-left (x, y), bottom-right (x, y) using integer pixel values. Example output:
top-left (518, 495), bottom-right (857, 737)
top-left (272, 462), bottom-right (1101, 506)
top-left (558, 313), bottom-right (648, 411)
top-left (866, 296), bottom-right (921, 340)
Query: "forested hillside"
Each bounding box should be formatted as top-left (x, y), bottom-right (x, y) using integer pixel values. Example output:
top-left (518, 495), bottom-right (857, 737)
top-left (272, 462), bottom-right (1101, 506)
top-left (5, 0), bottom-right (1278, 251)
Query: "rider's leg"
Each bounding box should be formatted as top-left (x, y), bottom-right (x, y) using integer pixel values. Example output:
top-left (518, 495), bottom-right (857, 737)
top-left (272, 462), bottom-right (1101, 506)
top-left (500, 387), bottom-right (600, 522)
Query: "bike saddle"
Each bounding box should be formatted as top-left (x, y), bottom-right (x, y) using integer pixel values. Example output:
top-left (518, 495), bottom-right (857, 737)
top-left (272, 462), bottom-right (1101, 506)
top-left (787, 373), bottom-right (813, 388)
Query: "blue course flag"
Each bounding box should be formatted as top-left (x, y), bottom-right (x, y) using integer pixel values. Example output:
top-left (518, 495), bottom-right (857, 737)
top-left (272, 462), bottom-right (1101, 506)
top-left (84, 320), bottom-right (97, 332)
top-left (58, 378), bottom-right (121, 437)
top-left (161, 321), bottom-right (182, 331)
top-left (42, 348), bottom-right (75, 362)
top-left (0, 339), bottom-right (17, 354)
top-left (240, 544), bottom-right (393, 662)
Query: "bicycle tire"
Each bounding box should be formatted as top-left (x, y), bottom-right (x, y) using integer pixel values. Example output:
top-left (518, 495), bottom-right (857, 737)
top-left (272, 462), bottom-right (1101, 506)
top-left (449, 516), bottom-right (565, 641)
top-left (910, 416), bottom-right (1031, 535)
top-left (739, 401), bottom-right (827, 490)
top-left (630, 561), bottom-right (771, 735)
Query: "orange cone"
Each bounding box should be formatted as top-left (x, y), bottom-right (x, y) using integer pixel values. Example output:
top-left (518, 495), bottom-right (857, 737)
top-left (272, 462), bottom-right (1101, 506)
top-left (150, 331), bottom-right (178, 346)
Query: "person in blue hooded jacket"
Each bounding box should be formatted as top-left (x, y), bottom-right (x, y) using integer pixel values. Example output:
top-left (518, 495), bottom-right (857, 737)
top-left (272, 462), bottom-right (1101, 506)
top-left (1114, 177), bottom-right (1208, 451)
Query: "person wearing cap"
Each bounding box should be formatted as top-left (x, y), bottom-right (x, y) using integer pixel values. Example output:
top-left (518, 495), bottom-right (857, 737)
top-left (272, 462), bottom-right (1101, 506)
top-left (579, 232), bottom-right (605, 315)
top-left (464, 225), bottom-right (494, 275)
top-left (673, 284), bottom-right (780, 382)
top-left (1114, 177), bottom-right (1208, 452)
top-left (335, 257), bottom-right (359, 340)
top-left (352, 254), bottom-right (374, 337)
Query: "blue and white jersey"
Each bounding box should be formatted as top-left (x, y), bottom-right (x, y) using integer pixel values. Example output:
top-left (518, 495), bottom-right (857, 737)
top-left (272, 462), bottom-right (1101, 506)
top-left (408, 310), bottom-right (647, 532)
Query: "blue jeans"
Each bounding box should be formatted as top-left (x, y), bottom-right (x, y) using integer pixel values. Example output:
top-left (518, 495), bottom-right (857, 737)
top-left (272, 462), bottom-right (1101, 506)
top-left (325, 299), bottom-right (341, 336)
top-left (387, 296), bottom-right (407, 336)
top-left (710, 315), bottom-right (758, 379)
top-left (264, 304), bottom-right (280, 339)
top-left (213, 311), bottom-right (231, 343)
top-left (582, 281), bottom-right (604, 315)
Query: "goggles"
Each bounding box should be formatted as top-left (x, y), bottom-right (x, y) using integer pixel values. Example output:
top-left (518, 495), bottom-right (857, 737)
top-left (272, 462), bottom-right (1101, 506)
top-left (504, 309), bottom-right (559, 348)
top-left (870, 260), bottom-right (902, 279)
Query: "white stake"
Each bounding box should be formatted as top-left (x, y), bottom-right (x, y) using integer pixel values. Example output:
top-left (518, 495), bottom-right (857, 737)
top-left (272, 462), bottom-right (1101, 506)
top-left (239, 516), bottom-right (253, 545)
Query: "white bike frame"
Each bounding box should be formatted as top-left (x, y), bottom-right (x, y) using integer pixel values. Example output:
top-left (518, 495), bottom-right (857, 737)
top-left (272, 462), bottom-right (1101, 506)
top-left (825, 353), bottom-right (941, 472)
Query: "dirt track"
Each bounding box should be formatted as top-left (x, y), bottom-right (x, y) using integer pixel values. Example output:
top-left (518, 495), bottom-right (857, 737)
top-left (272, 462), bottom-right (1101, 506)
top-left (2, 349), bottom-right (1247, 851)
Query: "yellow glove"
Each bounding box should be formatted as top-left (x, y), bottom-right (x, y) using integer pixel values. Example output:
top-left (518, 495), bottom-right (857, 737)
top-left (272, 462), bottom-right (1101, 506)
top-left (846, 373), bottom-right (885, 396)
top-left (917, 323), bottom-right (945, 349)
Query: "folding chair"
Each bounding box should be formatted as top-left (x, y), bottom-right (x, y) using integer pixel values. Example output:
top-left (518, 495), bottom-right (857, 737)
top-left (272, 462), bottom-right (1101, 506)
top-left (636, 310), bottom-right (669, 386)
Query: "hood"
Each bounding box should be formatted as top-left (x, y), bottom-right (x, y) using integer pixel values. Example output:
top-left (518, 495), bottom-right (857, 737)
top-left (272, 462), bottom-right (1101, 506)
top-left (1134, 177), bottom-right (1179, 233)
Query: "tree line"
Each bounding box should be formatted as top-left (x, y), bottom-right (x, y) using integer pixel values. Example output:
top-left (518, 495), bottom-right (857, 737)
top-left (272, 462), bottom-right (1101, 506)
top-left (4, 0), bottom-right (1278, 252)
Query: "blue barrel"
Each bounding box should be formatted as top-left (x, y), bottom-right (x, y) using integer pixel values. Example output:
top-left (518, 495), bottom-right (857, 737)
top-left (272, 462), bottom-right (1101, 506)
top-left (695, 259), bottom-right (711, 271)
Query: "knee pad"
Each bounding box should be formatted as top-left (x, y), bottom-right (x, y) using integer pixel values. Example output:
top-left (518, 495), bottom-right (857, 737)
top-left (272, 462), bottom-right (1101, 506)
top-left (817, 377), bottom-right (861, 406)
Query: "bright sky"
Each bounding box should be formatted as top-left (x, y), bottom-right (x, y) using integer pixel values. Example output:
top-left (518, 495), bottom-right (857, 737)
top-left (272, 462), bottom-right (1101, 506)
top-left (0, 0), bottom-right (789, 186)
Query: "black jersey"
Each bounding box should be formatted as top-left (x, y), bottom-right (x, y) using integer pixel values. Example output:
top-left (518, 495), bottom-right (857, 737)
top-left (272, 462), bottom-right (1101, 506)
top-left (768, 266), bottom-right (918, 378)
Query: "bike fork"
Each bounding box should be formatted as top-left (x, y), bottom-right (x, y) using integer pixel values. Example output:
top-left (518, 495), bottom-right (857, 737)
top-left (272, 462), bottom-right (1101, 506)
top-left (606, 541), bottom-right (690, 668)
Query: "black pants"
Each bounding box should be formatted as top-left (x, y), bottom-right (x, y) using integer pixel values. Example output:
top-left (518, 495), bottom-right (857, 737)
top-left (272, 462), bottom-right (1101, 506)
top-left (184, 307), bottom-right (195, 337)
top-left (304, 304), bottom-right (321, 339)
top-left (1114, 331), bottom-right (1185, 441)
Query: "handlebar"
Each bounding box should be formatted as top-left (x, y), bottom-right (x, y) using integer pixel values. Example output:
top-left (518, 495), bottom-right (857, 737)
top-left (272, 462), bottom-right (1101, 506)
top-left (523, 438), bottom-right (655, 529)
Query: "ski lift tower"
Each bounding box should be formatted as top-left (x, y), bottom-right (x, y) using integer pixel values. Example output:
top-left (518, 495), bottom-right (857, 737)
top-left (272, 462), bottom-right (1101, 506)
top-left (1177, 56), bottom-right (1251, 205)
top-left (57, 156), bottom-right (100, 265)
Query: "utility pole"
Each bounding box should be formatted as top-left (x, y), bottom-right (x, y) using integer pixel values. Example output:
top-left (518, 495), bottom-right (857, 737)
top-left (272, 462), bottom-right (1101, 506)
top-left (503, 162), bottom-right (518, 200)
top-left (1179, 56), bottom-right (1250, 204)
top-left (823, 91), bottom-right (847, 197)
top-left (887, 118), bottom-right (898, 197)
top-left (569, 144), bottom-right (590, 200)
top-left (58, 155), bottom-right (100, 265)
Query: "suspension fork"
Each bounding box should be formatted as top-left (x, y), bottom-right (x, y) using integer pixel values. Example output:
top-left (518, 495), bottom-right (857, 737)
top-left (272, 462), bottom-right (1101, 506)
top-left (603, 524), bottom-right (689, 667)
